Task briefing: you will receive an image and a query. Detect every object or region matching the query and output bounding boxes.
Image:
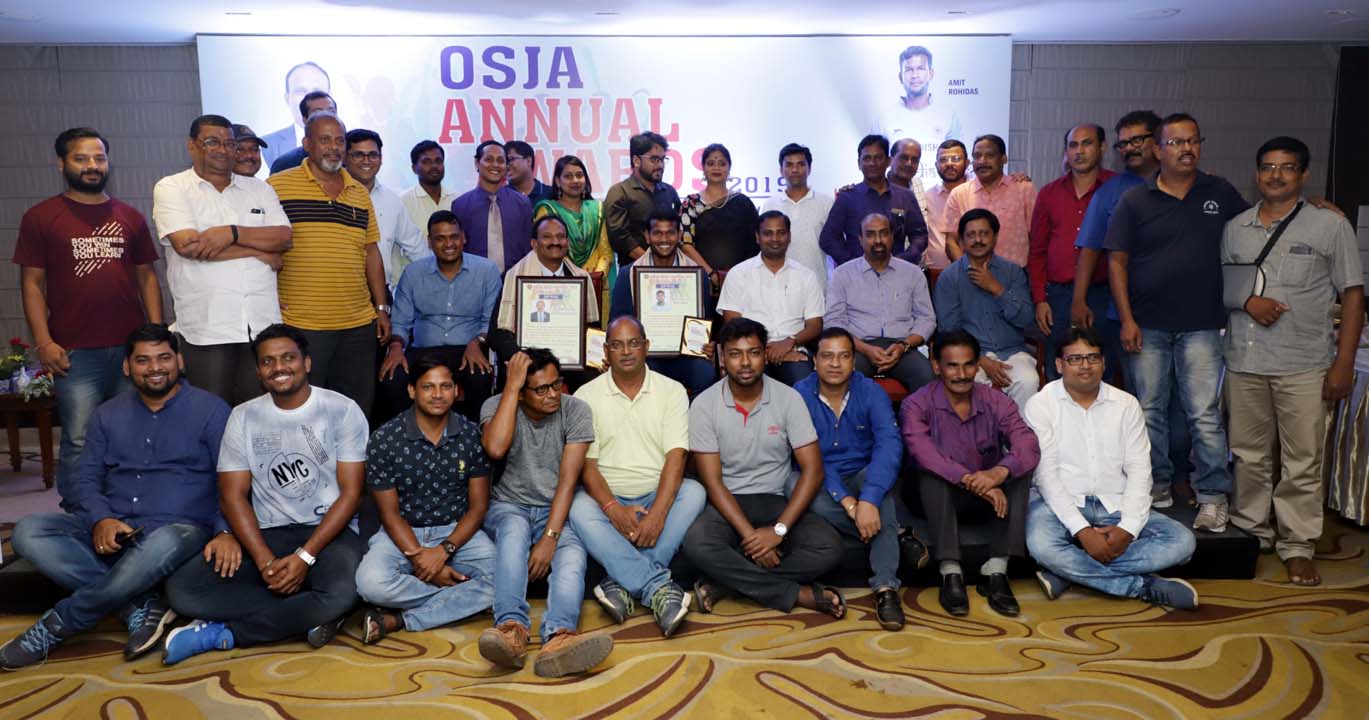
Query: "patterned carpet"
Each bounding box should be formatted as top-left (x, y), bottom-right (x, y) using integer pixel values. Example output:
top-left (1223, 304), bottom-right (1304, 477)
top-left (2, 519), bottom-right (1367, 720)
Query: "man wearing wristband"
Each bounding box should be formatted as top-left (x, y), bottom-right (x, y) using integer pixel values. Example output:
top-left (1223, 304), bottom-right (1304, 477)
top-left (163, 324), bottom-right (368, 664)
top-left (353, 354), bottom-right (496, 644)
top-left (477, 349), bottom-right (612, 677)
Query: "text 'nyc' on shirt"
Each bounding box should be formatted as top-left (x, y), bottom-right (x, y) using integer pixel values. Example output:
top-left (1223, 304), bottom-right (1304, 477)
top-left (218, 387), bottom-right (369, 530)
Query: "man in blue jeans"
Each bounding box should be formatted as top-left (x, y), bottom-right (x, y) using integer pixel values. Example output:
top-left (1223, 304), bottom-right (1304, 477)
top-left (1104, 113), bottom-right (1249, 532)
top-left (352, 353), bottom-right (496, 644)
top-left (795, 328), bottom-right (907, 630)
top-left (1, 324), bottom-right (233, 669)
top-left (569, 316), bottom-right (705, 637)
top-left (1023, 326), bottom-right (1198, 608)
top-left (478, 349), bottom-right (612, 677)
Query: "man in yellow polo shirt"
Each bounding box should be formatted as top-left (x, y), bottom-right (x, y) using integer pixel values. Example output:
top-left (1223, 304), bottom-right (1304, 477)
top-left (568, 316), bottom-right (704, 637)
top-left (267, 112), bottom-right (390, 415)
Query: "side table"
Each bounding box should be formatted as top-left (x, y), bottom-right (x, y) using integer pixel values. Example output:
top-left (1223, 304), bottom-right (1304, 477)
top-left (0, 393), bottom-right (56, 488)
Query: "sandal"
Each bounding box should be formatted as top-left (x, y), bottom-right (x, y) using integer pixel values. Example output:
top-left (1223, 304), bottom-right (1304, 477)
top-left (693, 577), bottom-right (729, 614)
top-left (811, 583), bottom-right (845, 619)
top-left (362, 607), bottom-right (396, 645)
top-left (1284, 557), bottom-right (1322, 587)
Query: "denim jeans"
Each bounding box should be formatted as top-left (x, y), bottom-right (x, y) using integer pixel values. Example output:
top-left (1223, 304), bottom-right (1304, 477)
top-left (1026, 495), bottom-right (1196, 598)
top-left (801, 468), bottom-right (902, 590)
top-left (13, 513), bottom-right (208, 633)
top-left (484, 501), bottom-right (587, 639)
top-left (567, 478), bottom-right (707, 603)
top-left (354, 523), bottom-right (495, 632)
top-left (52, 346), bottom-right (129, 510)
top-left (1044, 283), bottom-right (1121, 385)
top-left (1125, 328), bottom-right (1231, 504)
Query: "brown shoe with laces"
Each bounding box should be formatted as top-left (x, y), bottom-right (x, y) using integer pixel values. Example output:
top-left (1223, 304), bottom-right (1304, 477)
top-left (478, 621), bottom-right (529, 670)
top-left (534, 630), bottom-right (614, 678)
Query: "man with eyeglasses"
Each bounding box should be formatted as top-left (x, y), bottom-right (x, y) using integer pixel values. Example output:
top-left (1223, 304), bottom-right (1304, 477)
top-left (942, 134), bottom-right (1036, 267)
top-left (152, 114), bottom-right (291, 406)
top-left (506, 141), bottom-right (552, 206)
top-left (1023, 325), bottom-right (1199, 609)
top-left (922, 139), bottom-right (970, 270)
top-left (476, 349), bottom-right (614, 677)
top-left (568, 316), bottom-right (705, 638)
top-left (1104, 112), bottom-right (1249, 534)
top-left (1222, 136), bottom-right (1364, 588)
top-left (344, 129), bottom-right (429, 290)
top-left (604, 132), bottom-right (680, 270)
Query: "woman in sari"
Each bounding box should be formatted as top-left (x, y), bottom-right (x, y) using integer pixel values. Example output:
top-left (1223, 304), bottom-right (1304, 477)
top-left (533, 155), bottom-right (615, 321)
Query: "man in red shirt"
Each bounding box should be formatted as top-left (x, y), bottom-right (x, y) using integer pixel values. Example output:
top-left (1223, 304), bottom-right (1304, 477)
top-left (1027, 124), bottom-right (1118, 382)
top-left (13, 127), bottom-right (162, 508)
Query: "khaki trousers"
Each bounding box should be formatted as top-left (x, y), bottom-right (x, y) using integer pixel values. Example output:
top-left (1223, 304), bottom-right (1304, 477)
top-left (1225, 369), bottom-right (1329, 560)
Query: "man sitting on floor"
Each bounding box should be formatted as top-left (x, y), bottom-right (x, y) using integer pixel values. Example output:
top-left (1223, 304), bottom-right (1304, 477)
top-left (683, 318), bottom-right (845, 620)
top-left (1023, 326), bottom-right (1198, 609)
top-left (478, 349), bottom-right (613, 677)
top-left (354, 354), bottom-right (496, 643)
top-left (568, 317), bottom-right (706, 637)
top-left (162, 324), bottom-right (367, 664)
top-left (1, 324), bottom-right (233, 669)
top-left (795, 327), bottom-right (909, 630)
top-left (901, 329), bottom-right (1040, 618)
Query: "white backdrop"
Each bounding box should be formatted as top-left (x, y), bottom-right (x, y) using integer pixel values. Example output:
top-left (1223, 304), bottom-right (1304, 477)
top-left (197, 35), bottom-right (1010, 199)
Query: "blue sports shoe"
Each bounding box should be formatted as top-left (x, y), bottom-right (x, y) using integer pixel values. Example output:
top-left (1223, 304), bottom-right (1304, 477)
top-left (162, 620), bottom-right (235, 666)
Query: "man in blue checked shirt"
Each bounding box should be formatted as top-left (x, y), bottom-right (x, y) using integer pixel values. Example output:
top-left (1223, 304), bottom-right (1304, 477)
top-left (794, 327), bottom-right (909, 631)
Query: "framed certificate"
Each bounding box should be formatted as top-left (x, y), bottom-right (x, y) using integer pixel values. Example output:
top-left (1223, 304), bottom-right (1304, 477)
top-left (585, 328), bottom-right (607, 370)
top-left (680, 317), bottom-right (713, 358)
top-left (633, 266), bottom-right (705, 357)
top-left (515, 276), bottom-right (588, 370)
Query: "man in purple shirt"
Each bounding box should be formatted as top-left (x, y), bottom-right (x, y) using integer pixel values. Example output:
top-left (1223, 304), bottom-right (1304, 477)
top-left (900, 329), bottom-right (1040, 618)
top-left (451, 141), bottom-right (533, 273)
top-left (819, 134), bottom-right (928, 266)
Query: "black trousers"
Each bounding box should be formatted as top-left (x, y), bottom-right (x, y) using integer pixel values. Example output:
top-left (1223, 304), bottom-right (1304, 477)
top-left (180, 339), bottom-right (264, 406)
top-left (918, 471), bottom-right (1028, 563)
top-left (765, 359), bottom-right (814, 387)
top-left (165, 524), bottom-right (364, 647)
top-left (682, 493), bottom-right (842, 611)
top-left (376, 344), bottom-right (495, 424)
top-left (299, 322), bottom-right (378, 417)
top-left (854, 337), bottom-right (934, 393)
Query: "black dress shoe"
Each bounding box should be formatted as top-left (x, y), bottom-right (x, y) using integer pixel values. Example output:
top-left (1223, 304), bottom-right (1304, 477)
top-left (898, 530), bottom-right (930, 572)
top-left (939, 574), bottom-right (970, 616)
top-left (874, 588), bottom-right (905, 630)
top-left (976, 573), bottom-right (1020, 617)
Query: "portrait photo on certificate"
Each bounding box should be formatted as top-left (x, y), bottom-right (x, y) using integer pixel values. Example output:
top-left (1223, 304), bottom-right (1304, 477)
top-left (633, 266), bottom-right (705, 357)
top-left (515, 276), bottom-right (587, 370)
top-left (680, 317), bottom-right (714, 358)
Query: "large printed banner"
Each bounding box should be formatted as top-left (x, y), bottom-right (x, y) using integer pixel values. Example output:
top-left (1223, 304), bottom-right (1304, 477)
top-left (197, 35), bottom-right (1010, 199)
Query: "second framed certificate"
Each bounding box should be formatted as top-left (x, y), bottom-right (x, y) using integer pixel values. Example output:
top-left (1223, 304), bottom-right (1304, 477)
top-left (515, 276), bottom-right (588, 370)
top-left (633, 266), bottom-right (705, 357)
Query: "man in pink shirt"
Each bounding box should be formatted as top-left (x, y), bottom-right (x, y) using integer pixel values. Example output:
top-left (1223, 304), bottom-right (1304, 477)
top-left (922, 140), bottom-right (969, 270)
top-left (942, 134), bottom-right (1037, 267)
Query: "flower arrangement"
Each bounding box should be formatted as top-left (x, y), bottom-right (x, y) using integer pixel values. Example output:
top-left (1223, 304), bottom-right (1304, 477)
top-left (0, 338), bottom-right (53, 399)
top-left (0, 337), bottom-right (27, 378)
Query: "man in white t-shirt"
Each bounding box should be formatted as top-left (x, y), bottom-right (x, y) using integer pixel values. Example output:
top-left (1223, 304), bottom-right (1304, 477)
top-left (761, 143), bottom-right (834, 289)
top-left (163, 324), bottom-right (369, 664)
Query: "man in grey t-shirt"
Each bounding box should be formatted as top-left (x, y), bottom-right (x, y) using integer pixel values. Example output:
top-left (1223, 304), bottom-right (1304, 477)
top-left (682, 318), bottom-right (845, 617)
top-left (476, 349), bottom-right (612, 678)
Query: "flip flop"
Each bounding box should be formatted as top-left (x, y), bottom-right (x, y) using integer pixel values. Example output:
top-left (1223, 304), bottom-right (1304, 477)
top-left (811, 582), bottom-right (845, 619)
top-left (693, 577), bottom-right (729, 613)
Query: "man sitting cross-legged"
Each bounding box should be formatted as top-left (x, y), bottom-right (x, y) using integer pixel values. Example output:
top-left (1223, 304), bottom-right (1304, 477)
top-left (1, 324), bottom-right (233, 669)
top-left (354, 353), bottom-right (497, 643)
top-left (477, 349), bottom-right (613, 677)
top-left (163, 324), bottom-right (367, 664)
top-left (1023, 326), bottom-right (1198, 608)
top-left (683, 318), bottom-right (845, 620)
top-left (567, 316), bottom-right (706, 637)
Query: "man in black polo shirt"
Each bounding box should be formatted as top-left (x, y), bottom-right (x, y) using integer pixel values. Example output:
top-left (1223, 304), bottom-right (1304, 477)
top-left (1103, 112), bottom-right (1248, 534)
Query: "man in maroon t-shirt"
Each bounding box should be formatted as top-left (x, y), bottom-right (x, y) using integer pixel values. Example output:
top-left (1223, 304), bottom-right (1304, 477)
top-left (13, 127), bottom-right (162, 507)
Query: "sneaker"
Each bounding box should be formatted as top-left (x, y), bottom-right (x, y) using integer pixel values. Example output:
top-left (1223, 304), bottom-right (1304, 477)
top-left (0, 610), bottom-right (69, 670)
top-left (124, 597), bottom-right (178, 660)
top-left (162, 620), bottom-right (234, 666)
top-left (306, 617), bottom-right (345, 649)
top-left (593, 579), bottom-right (635, 625)
top-left (478, 621), bottom-right (529, 670)
top-left (648, 583), bottom-right (691, 638)
top-left (1192, 502), bottom-right (1229, 533)
top-left (533, 630), bottom-right (613, 678)
top-left (1150, 484), bottom-right (1174, 509)
top-left (1141, 575), bottom-right (1200, 610)
top-left (1035, 569), bottom-right (1070, 601)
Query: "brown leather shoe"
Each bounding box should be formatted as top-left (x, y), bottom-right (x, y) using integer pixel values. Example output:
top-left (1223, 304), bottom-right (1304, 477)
top-left (478, 621), bottom-right (529, 670)
top-left (534, 630), bottom-right (614, 678)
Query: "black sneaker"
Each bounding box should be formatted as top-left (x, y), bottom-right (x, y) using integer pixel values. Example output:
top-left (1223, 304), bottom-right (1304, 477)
top-left (124, 597), bottom-right (178, 660)
top-left (593, 579), bottom-right (635, 625)
top-left (306, 617), bottom-right (345, 649)
top-left (0, 610), bottom-right (68, 670)
top-left (648, 583), bottom-right (691, 638)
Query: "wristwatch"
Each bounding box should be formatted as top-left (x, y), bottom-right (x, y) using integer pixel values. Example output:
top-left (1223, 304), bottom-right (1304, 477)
top-left (441, 541), bottom-right (458, 555)
top-left (773, 522), bottom-right (789, 538)
top-left (376, 304), bottom-right (392, 314)
top-left (294, 547), bottom-right (316, 566)
top-left (545, 528), bottom-right (562, 540)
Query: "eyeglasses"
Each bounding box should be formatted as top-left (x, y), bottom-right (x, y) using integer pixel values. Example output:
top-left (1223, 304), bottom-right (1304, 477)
top-left (605, 338), bottom-right (646, 352)
top-left (1258, 162), bottom-right (1302, 175)
top-left (525, 378), bottom-right (563, 396)
top-left (1062, 353), bottom-right (1104, 367)
top-left (1113, 133), bottom-right (1153, 150)
top-left (347, 151), bottom-right (381, 163)
top-left (938, 154), bottom-right (965, 163)
top-left (1162, 136), bottom-right (1204, 149)
top-left (641, 154), bottom-right (668, 165)
top-left (198, 138), bottom-right (239, 151)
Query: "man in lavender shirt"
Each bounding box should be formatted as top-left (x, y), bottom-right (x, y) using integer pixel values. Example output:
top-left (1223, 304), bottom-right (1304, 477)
top-left (450, 140), bottom-right (532, 273)
top-left (825, 213), bottom-right (937, 393)
top-left (900, 329), bottom-right (1040, 618)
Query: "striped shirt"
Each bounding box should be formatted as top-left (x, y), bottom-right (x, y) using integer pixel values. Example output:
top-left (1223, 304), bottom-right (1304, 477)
top-left (267, 159), bottom-right (379, 330)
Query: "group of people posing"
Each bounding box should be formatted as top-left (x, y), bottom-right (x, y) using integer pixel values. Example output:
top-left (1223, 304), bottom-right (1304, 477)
top-left (3, 99), bottom-right (1359, 675)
